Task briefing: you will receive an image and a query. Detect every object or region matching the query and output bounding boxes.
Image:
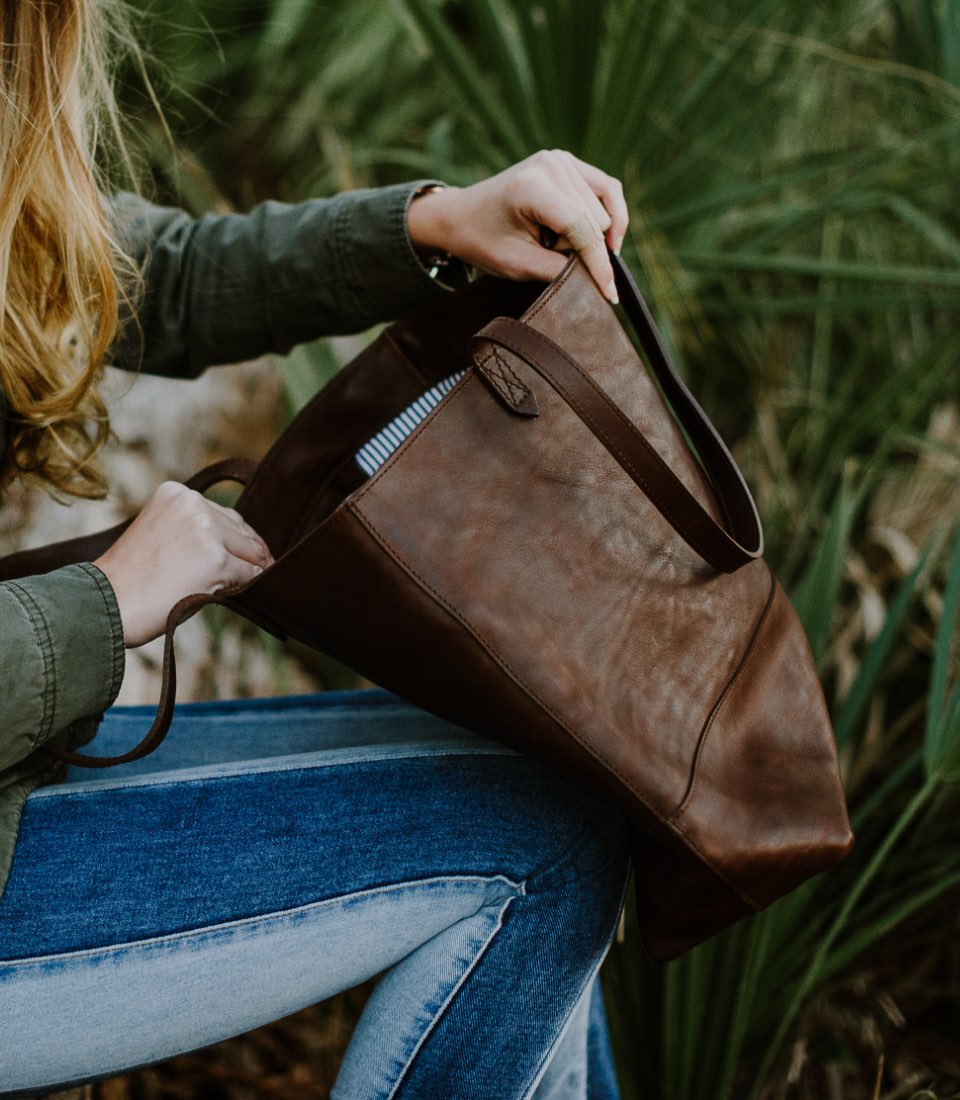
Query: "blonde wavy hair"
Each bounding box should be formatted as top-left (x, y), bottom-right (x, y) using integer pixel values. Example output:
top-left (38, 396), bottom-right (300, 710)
top-left (0, 0), bottom-right (136, 499)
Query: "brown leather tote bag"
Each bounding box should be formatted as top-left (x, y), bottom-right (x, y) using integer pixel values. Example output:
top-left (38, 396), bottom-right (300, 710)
top-left (0, 254), bottom-right (853, 960)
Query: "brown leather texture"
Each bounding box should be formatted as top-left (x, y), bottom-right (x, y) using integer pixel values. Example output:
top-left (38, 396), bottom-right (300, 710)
top-left (1, 254), bottom-right (853, 959)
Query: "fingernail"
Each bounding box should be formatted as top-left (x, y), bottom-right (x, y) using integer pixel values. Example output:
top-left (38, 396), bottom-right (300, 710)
top-left (614, 240), bottom-right (622, 256)
top-left (607, 281), bottom-right (619, 304)
top-left (254, 565), bottom-right (263, 575)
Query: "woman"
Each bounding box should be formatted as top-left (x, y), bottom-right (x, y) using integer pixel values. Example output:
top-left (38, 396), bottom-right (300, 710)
top-left (0, 2), bottom-right (632, 1097)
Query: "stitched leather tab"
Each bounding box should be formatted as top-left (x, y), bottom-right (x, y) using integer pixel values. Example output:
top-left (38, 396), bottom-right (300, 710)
top-left (472, 343), bottom-right (540, 417)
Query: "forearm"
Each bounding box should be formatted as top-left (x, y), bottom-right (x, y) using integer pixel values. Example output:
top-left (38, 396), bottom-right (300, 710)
top-left (107, 182), bottom-right (450, 379)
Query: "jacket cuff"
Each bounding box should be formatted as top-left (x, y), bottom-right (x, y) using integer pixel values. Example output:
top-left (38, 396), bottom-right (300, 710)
top-left (0, 563), bottom-right (125, 759)
top-left (326, 179), bottom-right (452, 325)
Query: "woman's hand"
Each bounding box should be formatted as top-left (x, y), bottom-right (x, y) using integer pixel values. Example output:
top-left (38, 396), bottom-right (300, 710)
top-left (94, 482), bottom-right (274, 648)
top-left (406, 149), bottom-right (628, 303)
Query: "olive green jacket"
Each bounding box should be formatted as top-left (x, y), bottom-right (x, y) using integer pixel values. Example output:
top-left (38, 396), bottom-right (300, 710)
top-left (0, 181), bottom-right (448, 903)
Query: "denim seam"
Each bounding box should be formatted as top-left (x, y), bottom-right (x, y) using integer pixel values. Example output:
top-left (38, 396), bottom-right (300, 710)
top-left (522, 808), bottom-right (623, 896)
top-left (0, 873), bottom-right (525, 970)
top-left (100, 693), bottom-right (422, 720)
top-left (386, 890), bottom-right (521, 1100)
top-left (31, 744), bottom-right (522, 799)
top-left (519, 846), bottom-right (632, 1100)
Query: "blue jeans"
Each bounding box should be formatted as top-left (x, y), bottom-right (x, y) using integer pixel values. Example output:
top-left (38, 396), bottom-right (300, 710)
top-left (0, 689), bottom-right (631, 1098)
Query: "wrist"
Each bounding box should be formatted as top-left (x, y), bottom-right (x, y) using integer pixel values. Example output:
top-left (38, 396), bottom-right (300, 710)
top-left (407, 184), bottom-right (462, 256)
top-left (92, 554), bottom-right (138, 648)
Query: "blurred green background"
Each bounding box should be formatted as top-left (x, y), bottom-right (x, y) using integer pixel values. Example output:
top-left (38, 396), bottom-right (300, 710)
top-left (114, 1), bottom-right (960, 1097)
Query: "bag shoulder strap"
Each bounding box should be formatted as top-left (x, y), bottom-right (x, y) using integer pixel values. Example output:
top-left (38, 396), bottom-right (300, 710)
top-left (472, 256), bottom-right (762, 574)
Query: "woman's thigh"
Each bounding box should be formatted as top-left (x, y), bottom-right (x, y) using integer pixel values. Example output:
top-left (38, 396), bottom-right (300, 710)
top-left (0, 689), bottom-right (630, 1098)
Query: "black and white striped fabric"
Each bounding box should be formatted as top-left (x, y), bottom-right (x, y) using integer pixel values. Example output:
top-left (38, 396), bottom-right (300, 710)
top-left (355, 370), bottom-right (466, 477)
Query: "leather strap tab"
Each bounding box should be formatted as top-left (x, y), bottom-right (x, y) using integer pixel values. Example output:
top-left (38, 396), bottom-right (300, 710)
top-left (474, 344), bottom-right (540, 417)
top-left (472, 296), bottom-right (762, 573)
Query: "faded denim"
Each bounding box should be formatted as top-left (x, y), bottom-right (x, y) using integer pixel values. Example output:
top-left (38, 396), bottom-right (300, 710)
top-left (0, 689), bottom-right (630, 1099)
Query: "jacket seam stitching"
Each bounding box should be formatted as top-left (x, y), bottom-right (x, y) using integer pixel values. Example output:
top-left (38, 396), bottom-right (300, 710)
top-left (4, 581), bottom-right (55, 745)
top-left (331, 198), bottom-right (368, 318)
top-left (77, 562), bottom-right (126, 709)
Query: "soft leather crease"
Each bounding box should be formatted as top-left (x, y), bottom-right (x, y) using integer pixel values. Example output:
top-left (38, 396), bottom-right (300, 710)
top-left (0, 254), bottom-right (854, 960)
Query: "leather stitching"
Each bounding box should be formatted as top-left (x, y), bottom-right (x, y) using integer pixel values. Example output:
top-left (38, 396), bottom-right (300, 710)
top-left (353, 371), bottom-right (477, 501)
top-left (525, 257), bottom-right (578, 323)
top-left (493, 348), bottom-right (530, 400)
top-left (349, 490), bottom-right (754, 908)
top-left (476, 347), bottom-right (529, 407)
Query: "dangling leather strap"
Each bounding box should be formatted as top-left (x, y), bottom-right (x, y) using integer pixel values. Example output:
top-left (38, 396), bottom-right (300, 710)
top-left (472, 258), bottom-right (762, 574)
top-left (0, 457), bottom-right (258, 768)
top-left (45, 591), bottom-right (224, 767)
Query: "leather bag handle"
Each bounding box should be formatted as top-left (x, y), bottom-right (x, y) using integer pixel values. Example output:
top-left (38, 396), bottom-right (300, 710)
top-left (1, 458), bottom-right (259, 768)
top-left (0, 457), bottom-right (257, 584)
top-left (45, 591), bottom-right (221, 768)
top-left (472, 257), bottom-right (762, 574)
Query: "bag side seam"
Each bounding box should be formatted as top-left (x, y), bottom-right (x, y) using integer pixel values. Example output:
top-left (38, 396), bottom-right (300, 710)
top-left (669, 564), bottom-right (777, 824)
top-left (383, 329), bottom-right (435, 386)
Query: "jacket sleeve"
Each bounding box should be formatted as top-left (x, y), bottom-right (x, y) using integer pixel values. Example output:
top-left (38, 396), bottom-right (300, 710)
top-left (0, 564), bottom-right (125, 771)
top-left (107, 181), bottom-right (451, 379)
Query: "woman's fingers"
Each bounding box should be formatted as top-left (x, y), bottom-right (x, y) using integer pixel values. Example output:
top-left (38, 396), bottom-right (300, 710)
top-left (205, 498), bottom-right (274, 566)
top-left (551, 153), bottom-right (613, 237)
top-left (405, 148), bottom-right (628, 300)
top-left (94, 481), bottom-right (276, 647)
top-left (209, 549), bottom-right (267, 594)
top-left (559, 152), bottom-right (629, 254)
top-left (209, 510), bottom-right (273, 571)
top-left (530, 181), bottom-right (618, 302)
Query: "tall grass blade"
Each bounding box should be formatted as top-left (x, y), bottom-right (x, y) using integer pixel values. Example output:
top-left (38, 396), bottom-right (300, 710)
top-left (924, 523), bottom-right (960, 777)
top-left (791, 472), bottom-right (861, 666)
top-left (748, 781), bottom-right (935, 1098)
top-left (833, 549), bottom-right (932, 750)
top-left (818, 867), bottom-right (960, 981)
top-left (677, 250), bottom-right (960, 287)
top-left (396, 0), bottom-right (530, 160)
